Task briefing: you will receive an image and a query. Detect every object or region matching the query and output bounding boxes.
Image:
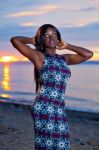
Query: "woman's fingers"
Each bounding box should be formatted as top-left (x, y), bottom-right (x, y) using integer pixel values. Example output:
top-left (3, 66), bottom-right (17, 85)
top-left (57, 40), bottom-right (67, 49)
top-left (32, 37), bottom-right (36, 45)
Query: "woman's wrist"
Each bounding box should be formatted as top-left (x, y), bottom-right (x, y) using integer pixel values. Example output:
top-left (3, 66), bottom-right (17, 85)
top-left (57, 40), bottom-right (69, 50)
top-left (32, 37), bottom-right (36, 46)
top-left (64, 42), bottom-right (69, 49)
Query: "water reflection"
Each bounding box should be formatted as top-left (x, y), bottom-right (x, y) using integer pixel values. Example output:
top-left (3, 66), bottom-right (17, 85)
top-left (1, 64), bottom-right (11, 98)
top-left (2, 64), bottom-right (10, 90)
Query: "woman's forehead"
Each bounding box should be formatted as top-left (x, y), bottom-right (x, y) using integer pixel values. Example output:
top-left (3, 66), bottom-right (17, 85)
top-left (45, 27), bottom-right (56, 33)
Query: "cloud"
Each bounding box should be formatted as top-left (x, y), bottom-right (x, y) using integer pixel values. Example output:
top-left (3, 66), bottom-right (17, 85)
top-left (92, 0), bottom-right (99, 4)
top-left (1, 21), bottom-right (99, 49)
top-left (59, 22), bottom-right (99, 48)
top-left (58, 22), bottom-right (86, 28)
top-left (1, 0), bottom-right (99, 51)
top-left (0, 24), bottom-right (37, 42)
top-left (4, 4), bottom-right (59, 18)
top-left (60, 5), bottom-right (98, 13)
top-left (76, 6), bottom-right (98, 12)
top-left (20, 22), bottom-right (37, 27)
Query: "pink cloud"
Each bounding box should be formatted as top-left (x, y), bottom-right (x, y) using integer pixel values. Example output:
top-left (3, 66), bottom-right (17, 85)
top-left (4, 4), bottom-right (60, 18)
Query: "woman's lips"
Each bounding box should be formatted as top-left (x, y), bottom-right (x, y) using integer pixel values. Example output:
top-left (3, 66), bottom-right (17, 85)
top-left (49, 40), bottom-right (56, 45)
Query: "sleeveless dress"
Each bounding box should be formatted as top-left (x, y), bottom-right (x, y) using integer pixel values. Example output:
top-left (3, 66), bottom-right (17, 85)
top-left (31, 53), bottom-right (71, 150)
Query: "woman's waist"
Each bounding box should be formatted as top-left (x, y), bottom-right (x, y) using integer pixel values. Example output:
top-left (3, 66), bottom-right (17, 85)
top-left (39, 84), bottom-right (66, 94)
top-left (40, 82), bottom-right (66, 90)
top-left (34, 94), bottom-right (65, 107)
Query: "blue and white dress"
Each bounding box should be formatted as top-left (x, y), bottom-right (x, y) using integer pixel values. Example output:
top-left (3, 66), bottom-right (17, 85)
top-left (31, 53), bottom-right (71, 150)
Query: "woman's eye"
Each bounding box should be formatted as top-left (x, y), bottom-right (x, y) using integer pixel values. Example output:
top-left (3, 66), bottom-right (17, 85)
top-left (45, 34), bottom-right (49, 37)
top-left (44, 33), bottom-right (57, 38)
top-left (53, 34), bottom-right (56, 37)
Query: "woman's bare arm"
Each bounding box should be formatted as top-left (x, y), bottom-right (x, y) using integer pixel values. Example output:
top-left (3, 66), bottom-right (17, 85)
top-left (57, 41), bottom-right (93, 65)
top-left (10, 36), bottom-right (44, 69)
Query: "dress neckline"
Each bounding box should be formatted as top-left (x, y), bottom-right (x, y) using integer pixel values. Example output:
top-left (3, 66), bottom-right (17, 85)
top-left (44, 53), bottom-right (58, 57)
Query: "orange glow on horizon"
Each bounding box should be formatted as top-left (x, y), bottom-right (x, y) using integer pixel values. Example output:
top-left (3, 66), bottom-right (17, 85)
top-left (57, 50), bottom-right (99, 61)
top-left (0, 52), bottom-right (99, 63)
top-left (0, 56), bottom-right (18, 62)
top-left (91, 53), bottom-right (99, 61)
top-left (0, 56), bottom-right (29, 63)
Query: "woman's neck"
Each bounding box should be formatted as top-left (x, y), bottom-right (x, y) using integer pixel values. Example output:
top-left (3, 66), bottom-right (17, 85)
top-left (45, 48), bottom-right (56, 56)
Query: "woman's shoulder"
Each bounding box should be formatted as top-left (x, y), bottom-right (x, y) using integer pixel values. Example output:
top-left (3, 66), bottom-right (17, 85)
top-left (60, 54), bottom-right (69, 65)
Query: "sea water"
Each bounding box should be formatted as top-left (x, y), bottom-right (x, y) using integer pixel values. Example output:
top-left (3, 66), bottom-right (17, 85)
top-left (0, 61), bottom-right (99, 113)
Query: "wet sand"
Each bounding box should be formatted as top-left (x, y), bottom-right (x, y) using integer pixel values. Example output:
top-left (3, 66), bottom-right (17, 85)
top-left (0, 102), bottom-right (99, 150)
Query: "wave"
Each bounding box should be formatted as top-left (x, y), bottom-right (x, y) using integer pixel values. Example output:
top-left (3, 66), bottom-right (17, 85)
top-left (0, 90), bottom-right (99, 113)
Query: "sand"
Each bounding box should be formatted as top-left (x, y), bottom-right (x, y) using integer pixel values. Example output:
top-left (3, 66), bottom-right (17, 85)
top-left (0, 102), bottom-right (99, 150)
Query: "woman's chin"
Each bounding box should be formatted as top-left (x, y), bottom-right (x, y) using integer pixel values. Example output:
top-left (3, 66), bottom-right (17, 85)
top-left (48, 44), bottom-right (56, 49)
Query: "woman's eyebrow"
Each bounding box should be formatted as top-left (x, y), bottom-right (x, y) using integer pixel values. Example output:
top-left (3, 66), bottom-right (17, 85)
top-left (45, 31), bottom-right (57, 34)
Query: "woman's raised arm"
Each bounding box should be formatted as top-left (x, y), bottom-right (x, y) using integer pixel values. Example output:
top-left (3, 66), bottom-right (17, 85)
top-left (10, 36), bottom-right (44, 69)
top-left (57, 41), bottom-right (93, 65)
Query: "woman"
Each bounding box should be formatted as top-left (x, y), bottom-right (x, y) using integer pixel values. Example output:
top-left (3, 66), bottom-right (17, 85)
top-left (10, 24), bottom-right (93, 150)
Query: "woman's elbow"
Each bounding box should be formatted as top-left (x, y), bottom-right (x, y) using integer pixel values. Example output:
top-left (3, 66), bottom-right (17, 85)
top-left (87, 51), bottom-right (93, 59)
top-left (10, 37), bottom-right (20, 48)
top-left (10, 37), bottom-right (17, 44)
top-left (89, 51), bottom-right (93, 58)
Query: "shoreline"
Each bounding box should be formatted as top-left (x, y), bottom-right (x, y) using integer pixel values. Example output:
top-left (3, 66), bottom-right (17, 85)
top-left (0, 99), bottom-right (99, 114)
top-left (0, 102), bottom-right (99, 150)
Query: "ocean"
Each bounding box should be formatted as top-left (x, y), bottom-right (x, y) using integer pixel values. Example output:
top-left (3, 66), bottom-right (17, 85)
top-left (0, 61), bottom-right (99, 113)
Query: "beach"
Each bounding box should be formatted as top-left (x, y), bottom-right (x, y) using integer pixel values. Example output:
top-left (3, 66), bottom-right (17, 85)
top-left (0, 102), bottom-right (99, 150)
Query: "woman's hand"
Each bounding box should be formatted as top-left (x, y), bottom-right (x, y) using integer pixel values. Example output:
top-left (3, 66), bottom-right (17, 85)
top-left (32, 36), bottom-right (36, 46)
top-left (56, 40), bottom-right (68, 50)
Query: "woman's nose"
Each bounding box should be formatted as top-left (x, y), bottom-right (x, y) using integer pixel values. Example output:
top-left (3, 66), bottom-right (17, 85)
top-left (49, 35), bottom-right (54, 40)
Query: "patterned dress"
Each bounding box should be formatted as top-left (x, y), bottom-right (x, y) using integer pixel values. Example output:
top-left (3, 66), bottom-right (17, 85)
top-left (31, 53), bottom-right (71, 150)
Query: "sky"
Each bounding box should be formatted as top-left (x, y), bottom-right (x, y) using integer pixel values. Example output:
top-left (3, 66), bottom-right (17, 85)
top-left (0, 0), bottom-right (99, 61)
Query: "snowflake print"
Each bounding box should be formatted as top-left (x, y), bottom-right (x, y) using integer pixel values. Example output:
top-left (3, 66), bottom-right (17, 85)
top-left (46, 139), bottom-right (53, 146)
top-left (61, 94), bottom-right (65, 100)
top-left (31, 54), bottom-right (71, 149)
top-left (58, 141), bottom-right (65, 148)
top-left (43, 73), bottom-right (48, 79)
top-left (34, 103), bottom-right (41, 111)
top-left (47, 106), bottom-right (54, 113)
top-left (55, 74), bottom-right (61, 81)
top-left (36, 137), bottom-right (42, 144)
top-left (35, 121), bottom-right (42, 128)
top-left (47, 123), bottom-right (54, 130)
top-left (51, 91), bottom-right (58, 98)
top-left (57, 108), bottom-right (63, 114)
top-left (40, 86), bottom-right (45, 94)
top-left (59, 124), bottom-right (65, 131)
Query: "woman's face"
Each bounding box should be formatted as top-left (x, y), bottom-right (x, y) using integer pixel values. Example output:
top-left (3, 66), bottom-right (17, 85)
top-left (44, 27), bottom-right (58, 49)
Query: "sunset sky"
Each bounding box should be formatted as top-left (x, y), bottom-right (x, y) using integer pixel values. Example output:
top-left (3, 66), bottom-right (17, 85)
top-left (0, 0), bottom-right (99, 62)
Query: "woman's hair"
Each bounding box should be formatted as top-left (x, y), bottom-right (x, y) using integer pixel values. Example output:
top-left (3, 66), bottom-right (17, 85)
top-left (34, 24), bottom-right (61, 93)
